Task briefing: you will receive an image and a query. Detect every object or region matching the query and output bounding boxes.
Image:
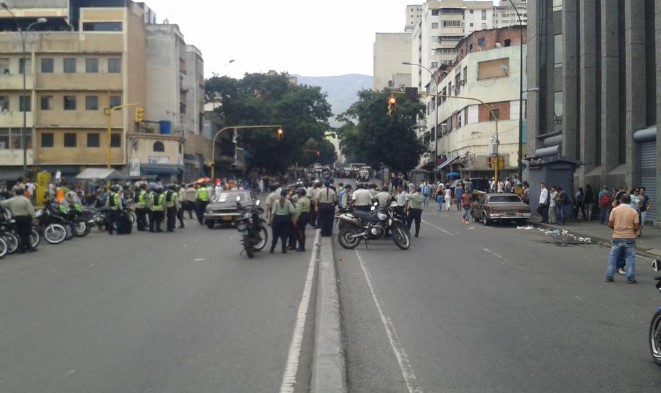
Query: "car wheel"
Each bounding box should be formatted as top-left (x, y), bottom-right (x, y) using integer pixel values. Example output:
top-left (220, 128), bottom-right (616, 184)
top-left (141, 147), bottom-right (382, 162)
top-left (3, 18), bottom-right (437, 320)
top-left (206, 221), bottom-right (215, 229)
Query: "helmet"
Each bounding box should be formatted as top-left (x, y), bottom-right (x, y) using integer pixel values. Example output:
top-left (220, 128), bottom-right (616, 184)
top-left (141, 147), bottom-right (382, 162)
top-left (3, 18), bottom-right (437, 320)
top-left (296, 187), bottom-right (307, 196)
top-left (110, 185), bottom-right (120, 192)
top-left (168, 183), bottom-right (178, 190)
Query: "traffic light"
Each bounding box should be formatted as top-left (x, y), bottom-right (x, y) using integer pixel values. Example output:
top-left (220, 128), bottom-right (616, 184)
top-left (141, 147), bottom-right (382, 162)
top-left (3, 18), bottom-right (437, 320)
top-left (488, 156), bottom-right (494, 168)
top-left (277, 128), bottom-right (283, 142)
top-left (387, 95), bottom-right (396, 116)
top-left (315, 150), bottom-right (320, 157)
top-left (134, 107), bottom-right (144, 123)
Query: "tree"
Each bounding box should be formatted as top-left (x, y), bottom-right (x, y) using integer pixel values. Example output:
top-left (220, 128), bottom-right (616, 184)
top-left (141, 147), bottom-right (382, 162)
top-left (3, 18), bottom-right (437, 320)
top-left (205, 72), bottom-right (333, 174)
top-left (337, 89), bottom-right (427, 173)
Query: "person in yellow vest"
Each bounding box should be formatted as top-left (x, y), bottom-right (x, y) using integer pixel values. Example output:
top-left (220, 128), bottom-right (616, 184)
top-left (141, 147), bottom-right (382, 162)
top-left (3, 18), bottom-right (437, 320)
top-left (135, 183), bottom-right (148, 231)
top-left (105, 184), bottom-right (123, 235)
top-left (165, 184), bottom-right (179, 232)
top-left (195, 183), bottom-right (210, 225)
top-left (294, 187), bottom-right (311, 252)
top-left (149, 186), bottom-right (165, 232)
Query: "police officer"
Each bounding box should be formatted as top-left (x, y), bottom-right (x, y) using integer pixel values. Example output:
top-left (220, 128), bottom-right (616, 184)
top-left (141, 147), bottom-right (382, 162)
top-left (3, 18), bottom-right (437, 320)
top-left (150, 186), bottom-right (165, 232)
top-left (106, 185), bottom-right (123, 235)
top-left (295, 187), bottom-right (311, 252)
top-left (165, 184), bottom-right (178, 232)
top-left (135, 183), bottom-right (148, 231)
top-left (270, 189), bottom-right (296, 254)
top-left (195, 183), bottom-right (210, 225)
top-left (406, 186), bottom-right (424, 238)
top-left (315, 180), bottom-right (337, 237)
top-left (176, 184), bottom-right (185, 228)
top-left (0, 187), bottom-right (36, 252)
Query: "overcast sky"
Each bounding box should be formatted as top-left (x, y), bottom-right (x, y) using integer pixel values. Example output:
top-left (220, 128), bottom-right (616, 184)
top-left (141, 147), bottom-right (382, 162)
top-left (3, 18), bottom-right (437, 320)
top-left (149, 0), bottom-right (419, 79)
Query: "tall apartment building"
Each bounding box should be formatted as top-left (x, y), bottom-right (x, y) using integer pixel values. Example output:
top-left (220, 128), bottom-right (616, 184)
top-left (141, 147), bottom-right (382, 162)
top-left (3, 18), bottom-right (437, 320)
top-left (373, 33), bottom-right (412, 91)
top-left (527, 0), bottom-right (659, 225)
top-left (0, 0), bottom-right (206, 182)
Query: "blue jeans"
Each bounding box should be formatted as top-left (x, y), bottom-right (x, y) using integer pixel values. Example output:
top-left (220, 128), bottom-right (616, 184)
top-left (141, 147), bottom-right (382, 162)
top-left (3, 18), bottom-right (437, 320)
top-left (437, 195), bottom-right (443, 210)
top-left (423, 194), bottom-right (430, 208)
top-left (600, 205), bottom-right (611, 225)
top-left (606, 239), bottom-right (636, 280)
top-left (556, 204), bottom-right (566, 225)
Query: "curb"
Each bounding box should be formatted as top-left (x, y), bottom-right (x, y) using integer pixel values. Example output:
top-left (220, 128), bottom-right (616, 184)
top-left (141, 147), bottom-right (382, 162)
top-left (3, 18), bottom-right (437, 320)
top-left (311, 235), bottom-right (347, 393)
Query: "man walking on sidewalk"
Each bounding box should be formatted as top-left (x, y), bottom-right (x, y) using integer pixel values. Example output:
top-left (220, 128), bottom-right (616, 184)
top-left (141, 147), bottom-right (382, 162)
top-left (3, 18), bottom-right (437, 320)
top-left (537, 182), bottom-right (550, 223)
top-left (605, 193), bottom-right (639, 284)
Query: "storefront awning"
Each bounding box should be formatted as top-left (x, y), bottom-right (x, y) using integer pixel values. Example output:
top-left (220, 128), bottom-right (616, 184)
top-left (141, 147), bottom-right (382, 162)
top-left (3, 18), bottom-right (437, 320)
top-left (438, 155), bottom-right (460, 170)
top-left (140, 164), bottom-right (183, 176)
top-left (76, 168), bottom-right (123, 180)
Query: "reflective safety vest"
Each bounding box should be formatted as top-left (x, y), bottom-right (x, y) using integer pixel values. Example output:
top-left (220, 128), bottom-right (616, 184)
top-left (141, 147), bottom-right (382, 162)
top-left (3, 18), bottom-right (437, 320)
top-left (136, 190), bottom-right (147, 209)
top-left (197, 187), bottom-right (209, 202)
top-left (109, 192), bottom-right (121, 211)
top-left (151, 193), bottom-right (165, 212)
top-left (165, 191), bottom-right (177, 208)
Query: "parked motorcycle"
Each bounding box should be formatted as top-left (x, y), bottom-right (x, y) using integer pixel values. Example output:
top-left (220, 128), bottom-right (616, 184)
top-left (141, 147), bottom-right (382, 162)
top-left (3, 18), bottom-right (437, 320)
top-left (0, 207), bottom-right (40, 252)
top-left (33, 205), bottom-right (69, 245)
top-left (235, 198), bottom-right (268, 258)
top-left (337, 202), bottom-right (410, 250)
top-left (649, 259), bottom-right (661, 365)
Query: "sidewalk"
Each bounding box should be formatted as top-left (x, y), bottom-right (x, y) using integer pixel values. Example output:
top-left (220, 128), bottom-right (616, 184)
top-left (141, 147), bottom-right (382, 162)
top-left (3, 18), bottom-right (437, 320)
top-left (530, 215), bottom-right (661, 259)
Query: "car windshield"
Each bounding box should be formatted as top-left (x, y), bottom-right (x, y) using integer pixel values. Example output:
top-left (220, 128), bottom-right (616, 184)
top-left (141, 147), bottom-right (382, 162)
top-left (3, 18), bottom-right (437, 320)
top-left (489, 195), bottom-right (522, 203)
top-left (215, 192), bottom-right (247, 203)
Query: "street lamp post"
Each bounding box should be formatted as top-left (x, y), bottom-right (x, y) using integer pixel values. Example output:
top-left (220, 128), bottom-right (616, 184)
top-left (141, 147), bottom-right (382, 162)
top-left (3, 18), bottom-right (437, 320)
top-left (506, 0), bottom-right (524, 183)
top-left (403, 62), bottom-right (438, 180)
top-left (1, 2), bottom-right (46, 179)
top-left (210, 125), bottom-right (283, 181)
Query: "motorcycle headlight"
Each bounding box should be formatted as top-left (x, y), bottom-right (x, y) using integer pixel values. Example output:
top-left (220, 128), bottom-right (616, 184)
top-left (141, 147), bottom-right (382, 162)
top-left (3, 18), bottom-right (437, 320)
top-left (377, 212), bottom-right (387, 220)
top-left (35, 210), bottom-right (43, 218)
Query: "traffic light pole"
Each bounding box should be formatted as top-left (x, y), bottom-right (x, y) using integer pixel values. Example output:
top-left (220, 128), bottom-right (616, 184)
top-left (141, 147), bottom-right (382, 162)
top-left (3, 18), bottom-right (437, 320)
top-left (210, 125), bottom-right (283, 181)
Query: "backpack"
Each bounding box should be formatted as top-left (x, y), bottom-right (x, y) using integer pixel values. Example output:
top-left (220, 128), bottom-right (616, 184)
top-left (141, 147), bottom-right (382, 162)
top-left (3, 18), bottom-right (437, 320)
top-left (154, 193), bottom-right (162, 206)
top-left (166, 190), bottom-right (173, 202)
top-left (600, 193), bottom-right (611, 207)
top-left (109, 193), bottom-right (117, 207)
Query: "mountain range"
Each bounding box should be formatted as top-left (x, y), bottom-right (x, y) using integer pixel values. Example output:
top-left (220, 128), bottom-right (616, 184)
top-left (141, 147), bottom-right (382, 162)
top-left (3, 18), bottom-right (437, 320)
top-left (295, 74), bottom-right (373, 127)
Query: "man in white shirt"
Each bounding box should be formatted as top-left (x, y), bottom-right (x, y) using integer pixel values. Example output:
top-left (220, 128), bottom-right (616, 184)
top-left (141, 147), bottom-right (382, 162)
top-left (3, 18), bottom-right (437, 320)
top-left (537, 182), bottom-right (549, 223)
top-left (351, 183), bottom-right (373, 212)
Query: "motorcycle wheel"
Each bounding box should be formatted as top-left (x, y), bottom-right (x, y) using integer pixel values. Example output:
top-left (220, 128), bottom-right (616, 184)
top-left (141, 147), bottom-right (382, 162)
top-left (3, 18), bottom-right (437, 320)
top-left (0, 237), bottom-right (7, 259)
top-left (649, 309), bottom-right (661, 366)
top-left (253, 226), bottom-right (269, 251)
top-left (391, 222), bottom-right (410, 250)
top-left (29, 228), bottom-right (40, 249)
top-left (65, 224), bottom-right (74, 240)
top-left (3, 232), bottom-right (18, 254)
top-left (73, 221), bottom-right (88, 237)
top-left (338, 227), bottom-right (361, 249)
top-left (243, 234), bottom-right (255, 258)
top-left (44, 223), bottom-right (67, 245)
top-left (338, 220), bottom-right (350, 231)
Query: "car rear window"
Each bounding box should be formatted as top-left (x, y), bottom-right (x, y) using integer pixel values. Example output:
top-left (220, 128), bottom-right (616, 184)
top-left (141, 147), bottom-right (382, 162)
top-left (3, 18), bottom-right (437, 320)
top-left (489, 195), bottom-right (521, 203)
top-left (217, 193), bottom-right (246, 202)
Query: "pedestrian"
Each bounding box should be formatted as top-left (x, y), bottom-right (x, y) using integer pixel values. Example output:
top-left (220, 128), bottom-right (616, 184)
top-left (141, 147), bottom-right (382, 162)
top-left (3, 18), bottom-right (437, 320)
top-left (598, 186), bottom-right (612, 225)
top-left (548, 186), bottom-right (558, 224)
top-left (584, 184), bottom-right (595, 221)
top-left (556, 186), bottom-right (568, 225)
top-left (150, 186), bottom-right (165, 232)
top-left (176, 184), bottom-right (185, 228)
top-left (461, 188), bottom-right (472, 224)
top-left (0, 187), bottom-right (36, 253)
top-left (605, 193), bottom-right (639, 284)
top-left (265, 184), bottom-right (281, 223)
top-left (422, 182), bottom-right (431, 208)
top-left (575, 187), bottom-right (585, 220)
top-left (338, 184), bottom-right (352, 211)
top-left (164, 184), bottom-right (178, 232)
top-left (454, 182), bottom-right (463, 211)
top-left (406, 186), bottom-right (424, 237)
top-left (436, 182), bottom-right (444, 211)
top-left (315, 180), bottom-right (337, 237)
top-left (521, 181), bottom-right (530, 205)
top-left (639, 187), bottom-right (651, 236)
top-left (270, 189), bottom-right (296, 253)
top-left (375, 186), bottom-right (391, 208)
top-left (443, 185), bottom-right (453, 211)
top-left (183, 183), bottom-right (197, 219)
top-left (537, 182), bottom-right (549, 223)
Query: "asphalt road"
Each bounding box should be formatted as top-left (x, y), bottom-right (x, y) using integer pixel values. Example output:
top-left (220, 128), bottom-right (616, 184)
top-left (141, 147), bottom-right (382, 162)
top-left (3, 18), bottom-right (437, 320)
top-left (0, 217), bottom-right (317, 393)
top-left (336, 206), bottom-right (661, 393)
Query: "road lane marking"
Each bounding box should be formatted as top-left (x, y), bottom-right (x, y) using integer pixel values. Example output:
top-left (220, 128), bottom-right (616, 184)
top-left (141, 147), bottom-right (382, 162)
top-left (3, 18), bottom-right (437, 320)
top-left (482, 248), bottom-right (503, 259)
top-left (355, 250), bottom-right (424, 393)
top-left (279, 230), bottom-right (320, 393)
top-left (421, 219), bottom-right (454, 235)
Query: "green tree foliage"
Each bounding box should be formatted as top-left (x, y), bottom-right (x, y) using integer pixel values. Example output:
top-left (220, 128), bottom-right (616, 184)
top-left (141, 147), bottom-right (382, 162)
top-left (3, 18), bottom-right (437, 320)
top-left (337, 89), bottom-right (428, 172)
top-left (205, 72), bottom-right (333, 173)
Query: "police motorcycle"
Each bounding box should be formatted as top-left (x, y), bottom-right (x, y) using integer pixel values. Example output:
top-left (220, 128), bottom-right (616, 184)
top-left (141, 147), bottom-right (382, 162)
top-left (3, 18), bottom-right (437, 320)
top-left (0, 207), bottom-right (39, 254)
top-left (63, 191), bottom-right (94, 237)
top-left (649, 259), bottom-right (661, 365)
top-left (336, 201), bottom-right (410, 250)
top-left (34, 201), bottom-right (69, 245)
top-left (235, 197), bottom-right (268, 258)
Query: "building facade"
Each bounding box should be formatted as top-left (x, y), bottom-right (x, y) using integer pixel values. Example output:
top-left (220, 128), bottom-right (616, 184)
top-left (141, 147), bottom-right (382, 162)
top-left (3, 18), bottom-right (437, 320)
top-left (527, 0), bottom-right (660, 225)
top-left (0, 0), bottom-right (206, 183)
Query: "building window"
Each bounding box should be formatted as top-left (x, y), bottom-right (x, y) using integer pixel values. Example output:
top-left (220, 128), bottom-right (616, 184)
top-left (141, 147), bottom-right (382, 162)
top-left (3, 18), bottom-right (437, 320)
top-left (64, 96), bottom-right (76, 110)
top-left (0, 96), bottom-right (8, 111)
top-left (86, 58), bottom-right (98, 73)
top-left (0, 58), bottom-right (8, 74)
top-left (41, 58), bottom-right (54, 73)
top-left (554, 34), bottom-right (564, 66)
top-left (554, 91), bottom-right (563, 124)
top-left (40, 96), bottom-right (53, 110)
top-left (153, 141), bottom-right (165, 152)
top-left (63, 58), bottom-right (76, 73)
top-left (64, 133), bottom-right (77, 147)
top-left (19, 95), bottom-right (30, 112)
top-left (431, 62), bottom-right (438, 68)
top-left (442, 20), bottom-right (461, 28)
top-left (110, 133), bottom-right (121, 147)
top-left (82, 22), bottom-right (122, 32)
top-left (431, 23), bottom-right (438, 29)
top-left (108, 58), bottom-right (121, 73)
top-left (87, 133), bottom-right (100, 147)
top-left (85, 96), bottom-right (99, 110)
top-left (41, 133), bottom-right (54, 148)
top-left (504, 39), bottom-right (512, 47)
top-left (109, 95), bottom-right (121, 107)
top-left (478, 37), bottom-right (486, 46)
top-left (482, 10), bottom-right (487, 20)
top-left (489, 108), bottom-right (501, 121)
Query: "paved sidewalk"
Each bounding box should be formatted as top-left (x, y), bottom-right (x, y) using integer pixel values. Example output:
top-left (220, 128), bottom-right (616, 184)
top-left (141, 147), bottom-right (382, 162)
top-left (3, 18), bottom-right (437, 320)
top-left (530, 215), bottom-right (661, 259)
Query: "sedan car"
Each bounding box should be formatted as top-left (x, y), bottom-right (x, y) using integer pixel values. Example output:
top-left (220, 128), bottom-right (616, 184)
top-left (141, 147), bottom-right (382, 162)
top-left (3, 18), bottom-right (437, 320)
top-left (470, 192), bottom-right (531, 226)
top-left (203, 191), bottom-right (256, 228)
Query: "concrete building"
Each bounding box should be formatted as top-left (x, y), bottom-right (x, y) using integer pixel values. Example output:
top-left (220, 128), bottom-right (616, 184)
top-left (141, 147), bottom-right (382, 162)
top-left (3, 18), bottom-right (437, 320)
top-left (0, 0), bottom-right (206, 183)
top-left (432, 27), bottom-right (526, 181)
top-left (405, 4), bottom-right (424, 33)
top-left (493, 0), bottom-right (528, 29)
top-left (526, 0), bottom-right (659, 225)
top-left (373, 32), bottom-right (412, 91)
